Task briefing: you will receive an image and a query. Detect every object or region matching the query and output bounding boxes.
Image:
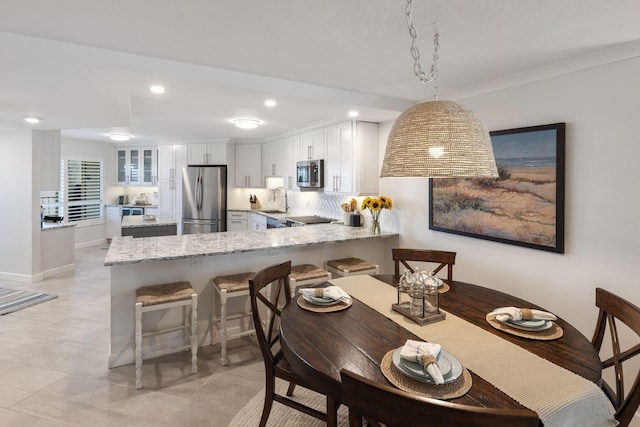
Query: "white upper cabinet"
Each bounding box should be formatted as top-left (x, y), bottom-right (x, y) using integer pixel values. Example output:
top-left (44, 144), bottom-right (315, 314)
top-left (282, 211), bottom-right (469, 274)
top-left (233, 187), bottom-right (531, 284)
top-left (235, 143), bottom-right (262, 188)
top-left (300, 128), bottom-right (324, 161)
top-left (324, 121), bottom-right (354, 193)
top-left (187, 142), bottom-right (228, 165)
top-left (353, 121), bottom-right (379, 195)
top-left (34, 130), bottom-right (61, 191)
top-left (116, 146), bottom-right (157, 186)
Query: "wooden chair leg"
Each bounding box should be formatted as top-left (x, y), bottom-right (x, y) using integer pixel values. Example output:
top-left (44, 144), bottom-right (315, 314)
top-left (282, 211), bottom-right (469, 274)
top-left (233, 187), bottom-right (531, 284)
top-left (259, 376), bottom-right (275, 427)
top-left (286, 381), bottom-right (296, 396)
top-left (327, 397), bottom-right (339, 427)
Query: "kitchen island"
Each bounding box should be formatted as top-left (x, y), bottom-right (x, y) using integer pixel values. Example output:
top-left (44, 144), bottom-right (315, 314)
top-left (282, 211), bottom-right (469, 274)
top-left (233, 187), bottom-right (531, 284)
top-left (105, 224), bottom-right (398, 368)
top-left (120, 215), bottom-right (177, 238)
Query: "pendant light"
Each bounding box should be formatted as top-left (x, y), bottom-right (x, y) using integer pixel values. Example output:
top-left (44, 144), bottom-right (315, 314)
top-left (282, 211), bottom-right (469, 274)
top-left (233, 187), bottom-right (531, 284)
top-left (380, 0), bottom-right (498, 178)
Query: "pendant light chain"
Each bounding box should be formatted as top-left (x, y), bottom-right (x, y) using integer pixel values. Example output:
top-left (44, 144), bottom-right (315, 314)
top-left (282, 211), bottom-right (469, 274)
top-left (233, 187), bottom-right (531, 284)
top-left (405, 0), bottom-right (440, 100)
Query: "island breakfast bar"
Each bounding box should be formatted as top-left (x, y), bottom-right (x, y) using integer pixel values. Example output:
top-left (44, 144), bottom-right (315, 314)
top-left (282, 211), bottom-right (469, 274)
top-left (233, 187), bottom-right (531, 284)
top-left (104, 224), bottom-right (398, 368)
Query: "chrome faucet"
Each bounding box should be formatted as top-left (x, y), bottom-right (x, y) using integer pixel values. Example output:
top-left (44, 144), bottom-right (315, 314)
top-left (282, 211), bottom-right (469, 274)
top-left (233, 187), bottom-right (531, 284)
top-left (273, 187), bottom-right (289, 212)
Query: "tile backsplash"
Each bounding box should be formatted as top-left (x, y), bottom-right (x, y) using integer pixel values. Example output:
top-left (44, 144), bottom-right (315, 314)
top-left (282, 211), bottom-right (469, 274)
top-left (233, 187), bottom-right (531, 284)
top-left (229, 188), bottom-right (398, 232)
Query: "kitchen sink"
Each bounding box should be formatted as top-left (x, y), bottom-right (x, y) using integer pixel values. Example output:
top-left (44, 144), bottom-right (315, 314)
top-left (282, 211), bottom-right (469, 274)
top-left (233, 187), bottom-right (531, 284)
top-left (260, 210), bottom-right (286, 214)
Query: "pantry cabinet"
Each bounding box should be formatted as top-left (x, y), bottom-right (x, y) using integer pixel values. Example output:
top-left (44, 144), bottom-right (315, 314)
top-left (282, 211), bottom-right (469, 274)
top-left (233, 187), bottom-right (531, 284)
top-left (157, 144), bottom-right (187, 230)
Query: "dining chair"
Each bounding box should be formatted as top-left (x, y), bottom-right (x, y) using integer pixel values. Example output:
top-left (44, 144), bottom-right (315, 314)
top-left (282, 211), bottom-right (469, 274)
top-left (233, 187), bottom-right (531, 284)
top-left (392, 248), bottom-right (456, 282)
top-left (249, 260), bottom-right (339, 427)
top-left (340, 369), bottom-right (539, 427)
top-left (591, 287), bottom-right (640, 427)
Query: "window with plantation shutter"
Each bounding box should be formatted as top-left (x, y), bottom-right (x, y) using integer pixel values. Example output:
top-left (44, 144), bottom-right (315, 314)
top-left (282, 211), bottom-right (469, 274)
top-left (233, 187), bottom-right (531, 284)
top-left (61, 159), bottom-right (104, 224)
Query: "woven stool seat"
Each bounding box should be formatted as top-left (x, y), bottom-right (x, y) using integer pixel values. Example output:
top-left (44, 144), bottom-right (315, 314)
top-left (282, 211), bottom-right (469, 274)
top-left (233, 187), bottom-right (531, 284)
top-left (134, 281), bottom-right (198, 389)
top-left (211, 271), bottom-right (256, 365)
top-left (289, 264), bottom-right (332, 296)
top-left (290, 264), bottom-right (329, 281)
top-left (213, 272), bottom-right (254, 293)
top-left (136, 281), bottom-right (194, 307)
top-left (326, 257), bottom-right (379, 278)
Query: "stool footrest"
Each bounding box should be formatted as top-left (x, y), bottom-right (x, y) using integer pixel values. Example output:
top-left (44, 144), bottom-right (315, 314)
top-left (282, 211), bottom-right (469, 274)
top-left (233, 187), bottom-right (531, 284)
top-left (142, 344), bottom-right (192, 361)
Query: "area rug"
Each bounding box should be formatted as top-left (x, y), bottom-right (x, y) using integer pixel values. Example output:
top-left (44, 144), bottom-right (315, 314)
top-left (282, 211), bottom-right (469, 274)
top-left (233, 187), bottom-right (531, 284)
top-left (0, 287), bottom-right (58, 315)
top-left (228, 381), bottom-right (349, 426)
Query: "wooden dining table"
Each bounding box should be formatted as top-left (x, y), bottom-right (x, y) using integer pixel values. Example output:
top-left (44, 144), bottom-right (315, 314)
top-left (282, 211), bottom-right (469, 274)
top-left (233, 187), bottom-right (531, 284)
top-left (279, 275), bottom-right (603, 426)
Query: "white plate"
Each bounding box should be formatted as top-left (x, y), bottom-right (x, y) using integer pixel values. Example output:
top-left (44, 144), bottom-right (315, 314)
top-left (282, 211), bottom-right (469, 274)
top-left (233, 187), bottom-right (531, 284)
top-left (504, 320), bottom-right (553, 331)
top-left (400, 352), bottom-right (452, 378)
top-left (508, 318), bottom-right (546, 328)
top-left (301, 294), bottom-right (339, 306)
top-left (392, 348), bottom-right (463, 384)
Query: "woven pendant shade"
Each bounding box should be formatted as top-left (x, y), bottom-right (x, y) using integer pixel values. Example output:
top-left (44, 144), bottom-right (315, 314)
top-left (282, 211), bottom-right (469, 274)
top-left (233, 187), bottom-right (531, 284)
top-left (380, 100), bottom-right (498, 178)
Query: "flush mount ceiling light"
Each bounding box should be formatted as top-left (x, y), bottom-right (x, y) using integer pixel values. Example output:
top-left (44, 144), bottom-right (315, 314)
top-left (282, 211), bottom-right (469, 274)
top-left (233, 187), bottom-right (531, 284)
top-left (108, 133), bottom-right (131, 142)
top-left (24, 117), bottom-right (41, 124)
top-left (348, 111), bottom-right (359, 117)
top-left (149, 85), bottom-right (165, 94)
top-left (232, 118), bottom-right (261, 129)
top-left (380, 0), bottom-right (498, 178)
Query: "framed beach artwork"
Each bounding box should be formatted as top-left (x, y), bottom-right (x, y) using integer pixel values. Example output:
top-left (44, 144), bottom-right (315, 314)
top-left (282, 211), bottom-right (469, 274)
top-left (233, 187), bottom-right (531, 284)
top-left (429, 123), bottom-right (565, 253)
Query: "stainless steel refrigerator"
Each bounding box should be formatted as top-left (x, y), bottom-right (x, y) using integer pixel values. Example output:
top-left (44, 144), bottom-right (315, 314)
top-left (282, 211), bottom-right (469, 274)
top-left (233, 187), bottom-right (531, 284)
top-left (182, 165), bottom-right (227, 234)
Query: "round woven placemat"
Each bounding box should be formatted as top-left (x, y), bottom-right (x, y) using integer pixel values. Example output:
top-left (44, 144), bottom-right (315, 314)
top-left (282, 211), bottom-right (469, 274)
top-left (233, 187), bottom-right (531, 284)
top-left (485, 314), bottom-right (563, 340)
top-left (296, 295), bottom-right (352, 313)
top-left (380, 350), bottom-right (472, 400)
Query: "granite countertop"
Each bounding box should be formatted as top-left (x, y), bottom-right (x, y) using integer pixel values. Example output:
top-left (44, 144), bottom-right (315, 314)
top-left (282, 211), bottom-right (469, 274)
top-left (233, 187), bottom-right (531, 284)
top-left (121, 216), bottom-right (178, 228)
top-left (104, 224), bottom-right (396, 266)
top-left (41, 222), bottom-right (76, 231)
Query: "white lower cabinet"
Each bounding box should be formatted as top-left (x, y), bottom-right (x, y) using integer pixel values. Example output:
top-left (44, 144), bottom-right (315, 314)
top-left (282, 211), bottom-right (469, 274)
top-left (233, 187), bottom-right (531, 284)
top-left (106, 206), bottom-right (122, 239)
top-left (250, 212), bottom-right (267, 230)
top-left (227, 211), bottom-right (248, 231)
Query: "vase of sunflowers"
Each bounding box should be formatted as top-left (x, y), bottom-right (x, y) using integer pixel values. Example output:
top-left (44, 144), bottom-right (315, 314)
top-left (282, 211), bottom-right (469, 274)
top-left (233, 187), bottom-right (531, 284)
top-left (361, 196), bottom-right (392, 234)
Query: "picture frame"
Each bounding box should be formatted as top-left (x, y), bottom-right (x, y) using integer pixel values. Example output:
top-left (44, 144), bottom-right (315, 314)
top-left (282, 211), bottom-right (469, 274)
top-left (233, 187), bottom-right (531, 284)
top-left (429, 123), bottom-right (565, 253)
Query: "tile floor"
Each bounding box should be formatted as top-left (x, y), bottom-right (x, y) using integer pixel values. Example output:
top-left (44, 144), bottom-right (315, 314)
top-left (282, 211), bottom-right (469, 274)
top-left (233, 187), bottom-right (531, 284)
top-left (0, 244), bottom-right (265, 426)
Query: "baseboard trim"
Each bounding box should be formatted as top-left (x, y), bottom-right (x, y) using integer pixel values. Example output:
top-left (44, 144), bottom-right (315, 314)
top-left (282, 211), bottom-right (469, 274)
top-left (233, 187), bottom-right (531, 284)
top-left (75, 238), bottom-right (107, 249)
top-left (0, 271), bottom-right (44, 283)
top-left (42, 263), bottom-right (75, 279)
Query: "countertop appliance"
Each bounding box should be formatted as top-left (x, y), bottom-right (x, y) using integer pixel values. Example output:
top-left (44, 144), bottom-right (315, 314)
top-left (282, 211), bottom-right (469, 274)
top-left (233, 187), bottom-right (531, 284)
top-left (182, 165), bottom-right (227, 234)
top-left (285, 215), bottom-right (333, 227)
top-left (296, 159), bottom-right (324, 189)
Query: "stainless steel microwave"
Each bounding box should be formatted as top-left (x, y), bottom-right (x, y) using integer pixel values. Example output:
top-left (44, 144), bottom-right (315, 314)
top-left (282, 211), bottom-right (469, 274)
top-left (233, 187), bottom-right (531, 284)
top-left (296, 159), bottom-right (324, 189)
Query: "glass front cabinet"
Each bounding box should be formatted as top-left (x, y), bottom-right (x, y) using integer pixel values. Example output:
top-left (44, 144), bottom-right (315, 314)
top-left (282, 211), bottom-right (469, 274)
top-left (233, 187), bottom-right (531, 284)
top-left (116, 147), bottom-right (157, 186)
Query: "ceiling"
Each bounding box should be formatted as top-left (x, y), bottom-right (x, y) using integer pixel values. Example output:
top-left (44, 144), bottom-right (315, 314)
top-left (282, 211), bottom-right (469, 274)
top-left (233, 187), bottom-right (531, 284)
top-left (1, 0), bottom-right (640, 144)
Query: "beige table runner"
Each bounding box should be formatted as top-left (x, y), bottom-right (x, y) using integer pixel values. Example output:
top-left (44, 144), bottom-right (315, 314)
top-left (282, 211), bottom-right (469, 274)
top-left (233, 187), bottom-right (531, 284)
top-left (333, 276), bottom-right (617, 427)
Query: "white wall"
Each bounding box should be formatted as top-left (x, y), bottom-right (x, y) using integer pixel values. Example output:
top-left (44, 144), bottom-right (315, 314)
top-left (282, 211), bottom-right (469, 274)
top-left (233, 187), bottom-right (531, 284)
top-left (0, 130), bottom-right (38, 280)
top-left (379, 56), bottom-right (640, 338)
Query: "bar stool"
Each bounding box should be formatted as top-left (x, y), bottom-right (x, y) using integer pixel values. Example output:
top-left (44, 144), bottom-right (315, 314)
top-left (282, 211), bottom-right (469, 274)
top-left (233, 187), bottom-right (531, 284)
top-left (326, 257), bottom-right (379, 277)
top-left (211, 272), bottom-right (256, 365)
top-left (135, 281), bottom-right (198, 389)
top-left (289, 264), bottom-right (332, 296)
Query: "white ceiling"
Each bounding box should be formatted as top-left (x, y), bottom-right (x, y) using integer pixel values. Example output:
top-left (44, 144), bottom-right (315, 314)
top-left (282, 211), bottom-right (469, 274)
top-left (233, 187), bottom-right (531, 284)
top-left (1, 0), bottom-right (640, 144)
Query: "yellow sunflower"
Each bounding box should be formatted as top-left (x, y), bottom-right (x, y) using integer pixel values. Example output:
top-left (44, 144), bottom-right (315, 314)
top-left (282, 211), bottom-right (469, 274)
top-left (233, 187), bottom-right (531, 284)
top-left (379, 196), bottom-right (393, 210)
top-left (369, 199), bottom-right (382, 211)
top-left (361, 197), bottom-right (373, 211)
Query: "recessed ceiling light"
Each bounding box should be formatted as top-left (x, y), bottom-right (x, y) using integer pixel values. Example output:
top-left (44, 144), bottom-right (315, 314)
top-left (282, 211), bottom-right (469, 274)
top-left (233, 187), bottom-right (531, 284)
top-left (264, 99), bottom-right (277, 107)
top-left (232, 118), bottom-right (261, 129)
top-left (150, 85), bottom-right (165, 94)
top-left (109, 133), bottom-right (131, 142)
top-left (348, 111), bottom-right (359, 117)
top-left (24, 117), bottom-right (41, 124)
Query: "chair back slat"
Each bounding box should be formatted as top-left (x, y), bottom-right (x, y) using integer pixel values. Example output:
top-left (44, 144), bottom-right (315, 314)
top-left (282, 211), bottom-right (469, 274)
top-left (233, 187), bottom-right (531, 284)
top-left (340, 369), bottom-right (538, 427)
top-left (249, 261), bottom-right (292, 365)
top-left (392, 248), bottom-right (456, 282)
top-left (591, 287), bottom-right (640, 427)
